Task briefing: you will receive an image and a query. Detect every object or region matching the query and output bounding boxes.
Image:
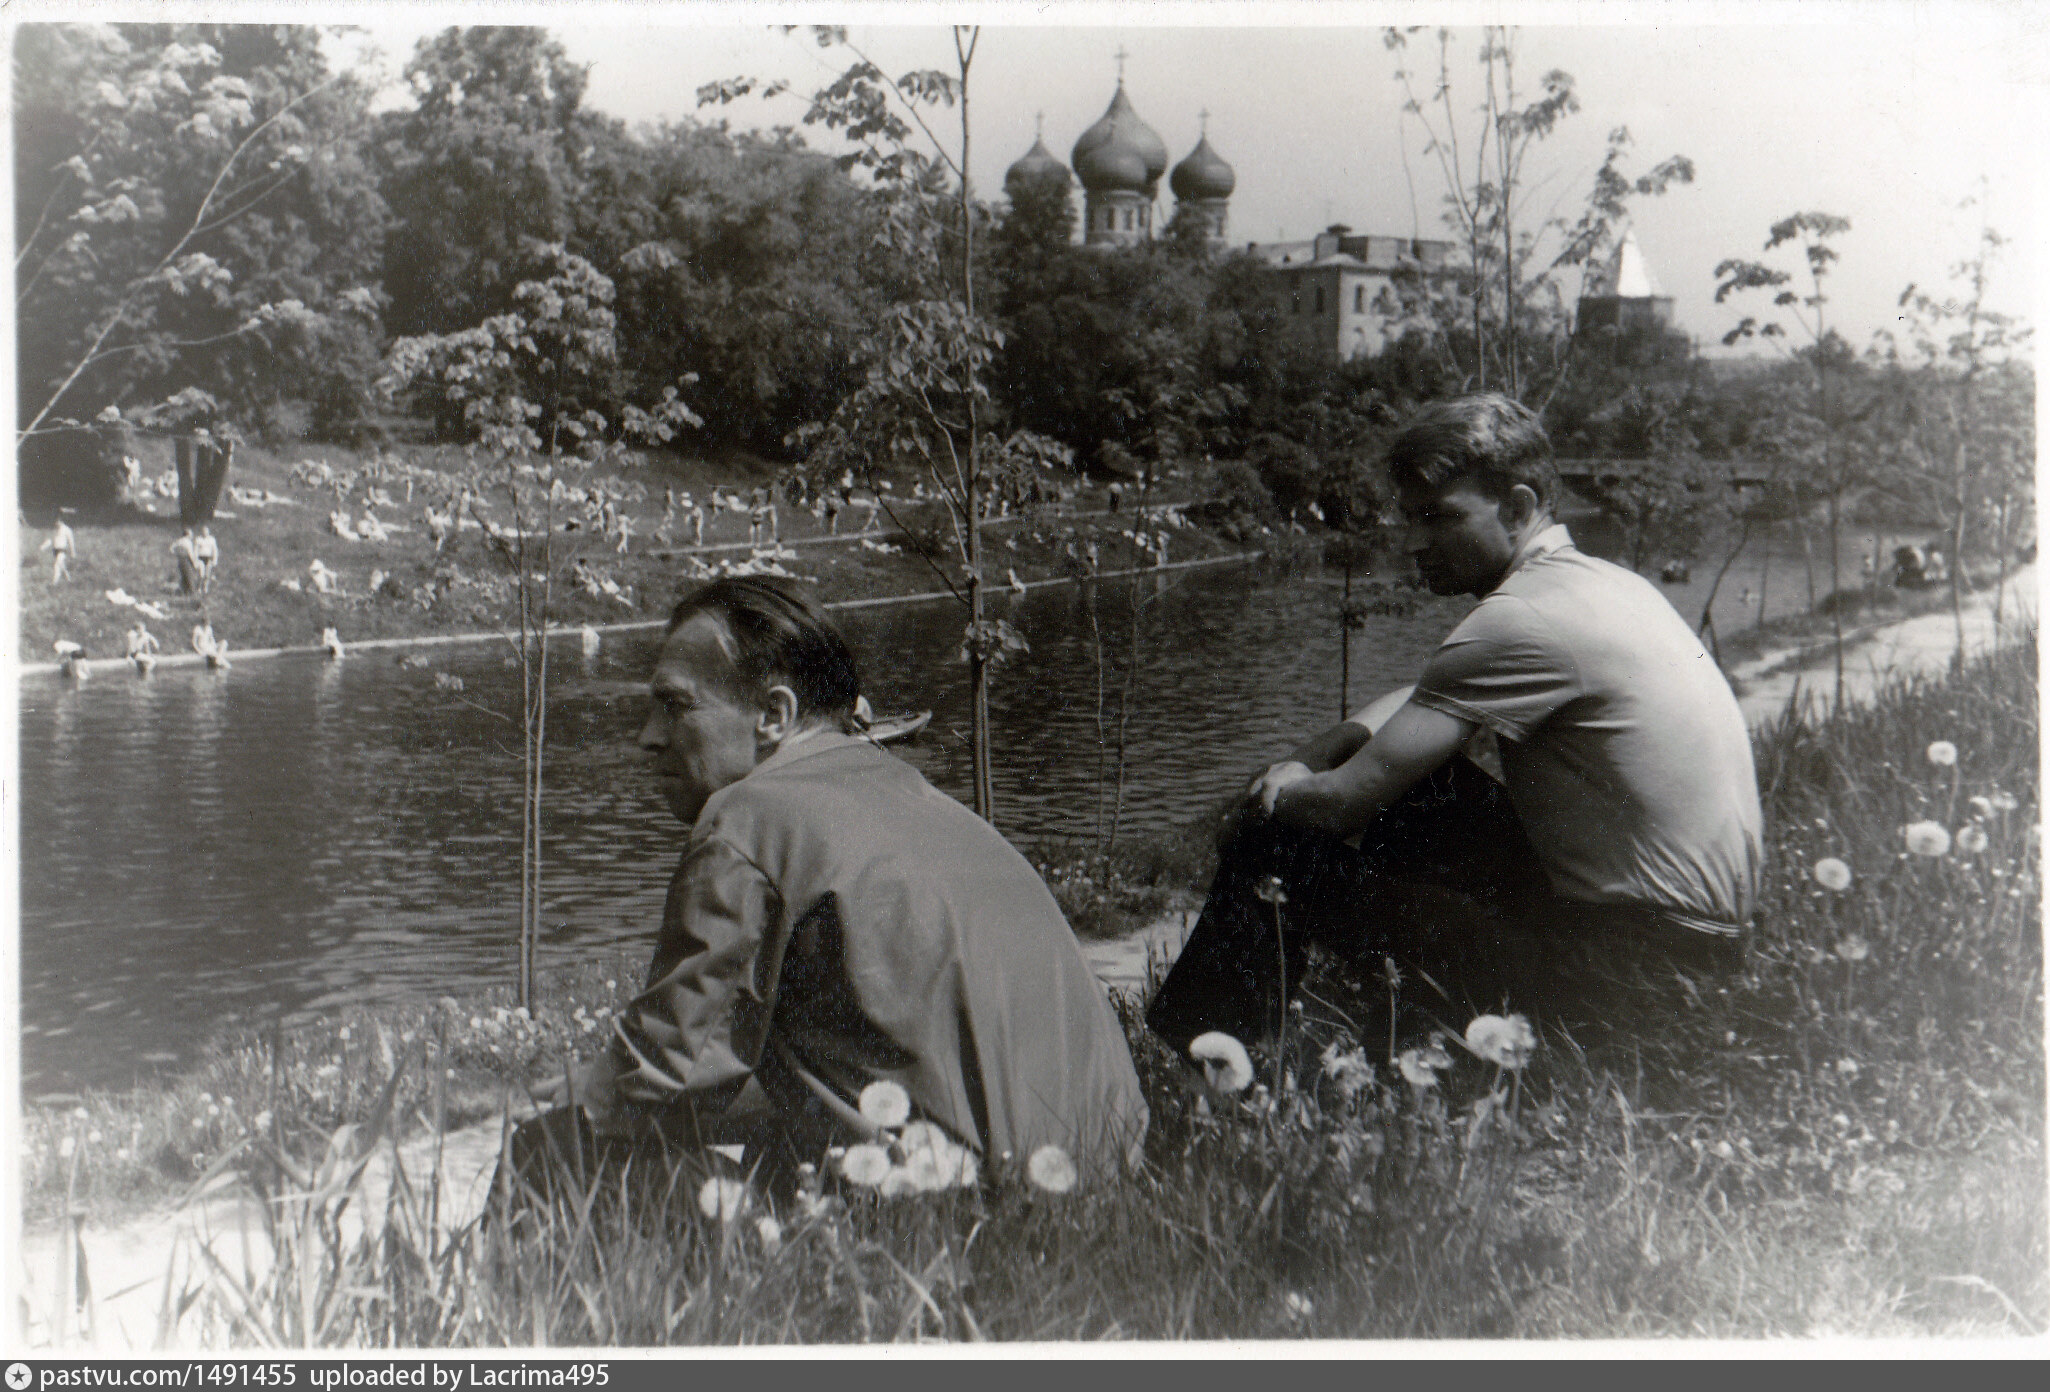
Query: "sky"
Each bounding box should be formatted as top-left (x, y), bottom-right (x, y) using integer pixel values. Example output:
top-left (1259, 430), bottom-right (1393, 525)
top-left (19, 0), bottom-right (2050, 356)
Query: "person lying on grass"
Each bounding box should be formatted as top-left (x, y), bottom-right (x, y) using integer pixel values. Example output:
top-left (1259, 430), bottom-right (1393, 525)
top-left (513, 576), bottom-right (1148, 1198)
top-left (1146, 393), bottom-right (1764, 1054)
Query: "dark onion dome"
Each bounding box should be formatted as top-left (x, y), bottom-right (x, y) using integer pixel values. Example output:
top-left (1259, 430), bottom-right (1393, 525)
top-left (1004, 137), bottom-right (1072, 199)
top-left (1071, 84), bottom-right (1168, 195)
top-left (1170, 134), bottom-right (1235, 201)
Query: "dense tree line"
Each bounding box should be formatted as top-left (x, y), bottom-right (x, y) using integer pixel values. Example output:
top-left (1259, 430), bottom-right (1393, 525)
top-left (15, 22), bottom-right (2033, 570)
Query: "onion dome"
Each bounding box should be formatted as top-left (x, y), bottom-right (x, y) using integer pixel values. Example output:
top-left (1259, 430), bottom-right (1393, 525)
top-left (1071, 85), bottom-right (1168, 195)
top-left (1170, 134), bottom-right (1235, 201)
top-left (1004, 137), bottom-right (1072, 200)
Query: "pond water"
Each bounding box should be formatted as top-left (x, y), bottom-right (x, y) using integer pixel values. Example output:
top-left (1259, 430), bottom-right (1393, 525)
top-left (18, 520), bottom-right (1875, 1091)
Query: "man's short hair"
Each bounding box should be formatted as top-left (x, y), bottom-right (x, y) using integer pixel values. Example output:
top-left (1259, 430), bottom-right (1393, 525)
top-left (1386, 393), bottom-right (1560, 510)
top-left (667, 576), bottom-right (861, 728)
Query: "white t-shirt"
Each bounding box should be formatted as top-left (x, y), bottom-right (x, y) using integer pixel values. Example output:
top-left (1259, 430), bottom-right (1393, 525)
top-left (1410, 525), bottom-right (1763, 928)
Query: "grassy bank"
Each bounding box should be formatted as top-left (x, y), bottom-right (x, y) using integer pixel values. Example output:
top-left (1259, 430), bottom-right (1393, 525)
top-left (16, 434), bottom-right (1238, 662)
top-left (20, 639), bottom-right (2041, 1343)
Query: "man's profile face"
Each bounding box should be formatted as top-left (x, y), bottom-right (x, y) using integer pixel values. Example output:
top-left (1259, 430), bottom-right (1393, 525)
top-left (638, 612), bottom-right (768, 825)
top-left (1400, 480), bottom-right (1519, 597)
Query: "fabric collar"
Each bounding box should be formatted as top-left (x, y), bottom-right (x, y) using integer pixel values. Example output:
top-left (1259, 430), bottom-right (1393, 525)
top-left (750, 725), bottom-right (866, 779)
top-left (1502, 521), bottom-right (1574, 581)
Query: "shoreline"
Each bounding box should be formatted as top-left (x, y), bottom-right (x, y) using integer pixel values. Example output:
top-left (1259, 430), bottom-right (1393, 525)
top-left (16, 550), bottom-right (1266, 678)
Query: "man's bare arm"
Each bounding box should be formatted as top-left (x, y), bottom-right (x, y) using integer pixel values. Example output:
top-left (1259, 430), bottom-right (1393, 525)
top-left (1287, 720), bottom-right (1373, 773)
top-left (1265, 701), bottom-right (1476, 839)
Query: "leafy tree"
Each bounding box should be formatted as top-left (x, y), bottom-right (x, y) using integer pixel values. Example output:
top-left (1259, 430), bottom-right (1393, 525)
top-left (377, 27), bottom-right (589, 341)
top-left (1879, 208), bottom-right (2035, 660)
top-left (705, 26), bottom-right (1074, 822)
top-left (609, 121), bottom-right (896, 452)
top-left (1717, 212), bottom-right (1879, 696)
top-left (1381, 25), bottom-right (1694, 405)
top-left (14, 23), bottom-right (387, 442)
top-left (379, 244), bottom-right (700, 1007)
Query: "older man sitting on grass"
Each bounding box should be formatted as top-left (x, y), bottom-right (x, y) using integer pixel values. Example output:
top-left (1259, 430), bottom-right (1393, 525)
top-left (509, 576), bottom-right (1147, 1202)
top-left (1146, 393), bottom-right (1765, 1055)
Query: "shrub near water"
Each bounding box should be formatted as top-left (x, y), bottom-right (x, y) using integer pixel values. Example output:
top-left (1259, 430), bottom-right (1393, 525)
top-left (22, 642), bottom-right (2042, 1342)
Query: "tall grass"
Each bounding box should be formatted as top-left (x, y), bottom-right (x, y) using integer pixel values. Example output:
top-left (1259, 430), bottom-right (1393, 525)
top-left (22, 639), bottom-right (2041, 1344)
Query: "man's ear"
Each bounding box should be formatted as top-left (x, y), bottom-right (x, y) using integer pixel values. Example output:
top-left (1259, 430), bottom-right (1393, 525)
top-left (1505, 482), bottom-right (1544, 529)
top-left (757, 684), bottom-right (802, 747)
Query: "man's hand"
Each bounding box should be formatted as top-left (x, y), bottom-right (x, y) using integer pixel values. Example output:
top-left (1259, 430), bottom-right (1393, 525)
top-left (533, 1052), bottom-right (626, 1132)
top-left (1250, 759), bottom-right (1315, 818)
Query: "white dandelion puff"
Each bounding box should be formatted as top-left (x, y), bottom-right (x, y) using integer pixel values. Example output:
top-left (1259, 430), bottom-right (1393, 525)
top-left (754, 1215), bottom-right (783, 1253)
top-left (839, 1143), bottom-right (892, 1187)
top-left (1464, 1013), bottom-right (1538, 1070)
top-left (858, 1079), bottom-right (912, 1130)
top-left (1956, 824), bottom-right (1989, 855)
top-left (1026, 1144), bottom-right (1079, 1194)
top-left (1903, 821), bottom-right (1952, 857)
top-left (1925, 741), bottom-right (1958, 768)
top-left (1189, 1031), bottom-right (1255, 1094)
top-left (1397, 1047), bottom-right (1446, 1088)
top-left (1812, 857), bottom-right (1853, 892)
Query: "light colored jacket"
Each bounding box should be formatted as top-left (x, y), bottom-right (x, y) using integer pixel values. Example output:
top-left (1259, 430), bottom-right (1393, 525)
top-left (612, 731), bottom-right (1148, 1174)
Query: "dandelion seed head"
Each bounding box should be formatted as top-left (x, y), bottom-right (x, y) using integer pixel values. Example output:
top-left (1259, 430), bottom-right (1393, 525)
top-left (877, 1166), bottom-right (920, 1199)
top-left (1926, 741), bottom-right (1958, 768)
top-left (1903, 821), bottom-right (1952, 857)
top-left (1397, 1048), bottom-right (1443, 1088)
top-left (1253, 875), bottom-right (1288, 905)
top-left (1712, 1140), bottom-right (1736, 1160)
top-left (1283, 1292), bottom-right (1314, 1321)
top-left (754, 1215), bottom-right (783, 1253)
top-left (1320, 1043), bottom-right (1376, 1098)
top-left (1989, 790), bottom-right (2019, 813)
top-left (697, 1176), bottom-right (749, 1222)
top-left (1834, 935), bottom-right (1870, 963)
top-left (1189, 1031), bottom-right (1255, 1094)
top-left (58, 1136), bottom-right (75, 1158)
top-left (898, 1121), bottom-right (977, 1189)
top-left (1837, 1058), bottom-right (1860, 1076)
top-left (1027, 1144), bottom-right (1079, 1194)
top-left (1969, 795), bottom-right (1995, 820)
top-left (839, 1143), bottom-right (892, 1187)
top-left (1464, 1013), bottom-right (1537, 1070)
top-left (1812, 857), bottom-right (1853, 892)
top-left (1956, 824), bottom-right (1990, 855)
top-left (858, 1079), bottom-right (912, 1130)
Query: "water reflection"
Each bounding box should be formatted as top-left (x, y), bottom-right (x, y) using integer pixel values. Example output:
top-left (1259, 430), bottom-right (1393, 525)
top-left (19, 530), bottom-right (1870, 1091)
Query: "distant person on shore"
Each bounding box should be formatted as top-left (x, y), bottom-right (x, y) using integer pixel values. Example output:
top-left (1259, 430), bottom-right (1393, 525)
top-left (171, 528), bottom-right (202, 593)
top-left (43, 517), bottom-right (77, 583)
top-left (1147, 394), bottom-right (1763, 1052)
top-left (192, 525), bottom-right (219, 593)
top-left (509, 577), bottom-right (1146, 1199)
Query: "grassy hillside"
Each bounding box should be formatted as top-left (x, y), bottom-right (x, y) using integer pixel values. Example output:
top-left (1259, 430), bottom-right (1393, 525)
top-left (18, 433), bottom-right (1231, 662)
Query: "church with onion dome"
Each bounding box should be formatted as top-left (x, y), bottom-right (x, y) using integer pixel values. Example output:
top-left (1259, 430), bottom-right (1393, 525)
top-left (1003, 58), bottom-right (1457, 361)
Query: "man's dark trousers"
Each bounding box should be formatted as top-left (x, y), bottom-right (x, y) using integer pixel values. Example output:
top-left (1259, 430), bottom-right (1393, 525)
top-left (1144, 756), bottom-right (1743, 1051)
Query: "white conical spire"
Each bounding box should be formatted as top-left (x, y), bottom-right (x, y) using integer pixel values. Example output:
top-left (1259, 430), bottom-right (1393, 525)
top-left (1603, 227), bottom-right (1664, 298)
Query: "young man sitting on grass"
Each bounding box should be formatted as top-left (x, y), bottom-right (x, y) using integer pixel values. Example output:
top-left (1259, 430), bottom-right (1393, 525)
top-left (511, 576), bottom-right (1147, 1198)
top-left (1146, 393), bottom-right (1764, 1053)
